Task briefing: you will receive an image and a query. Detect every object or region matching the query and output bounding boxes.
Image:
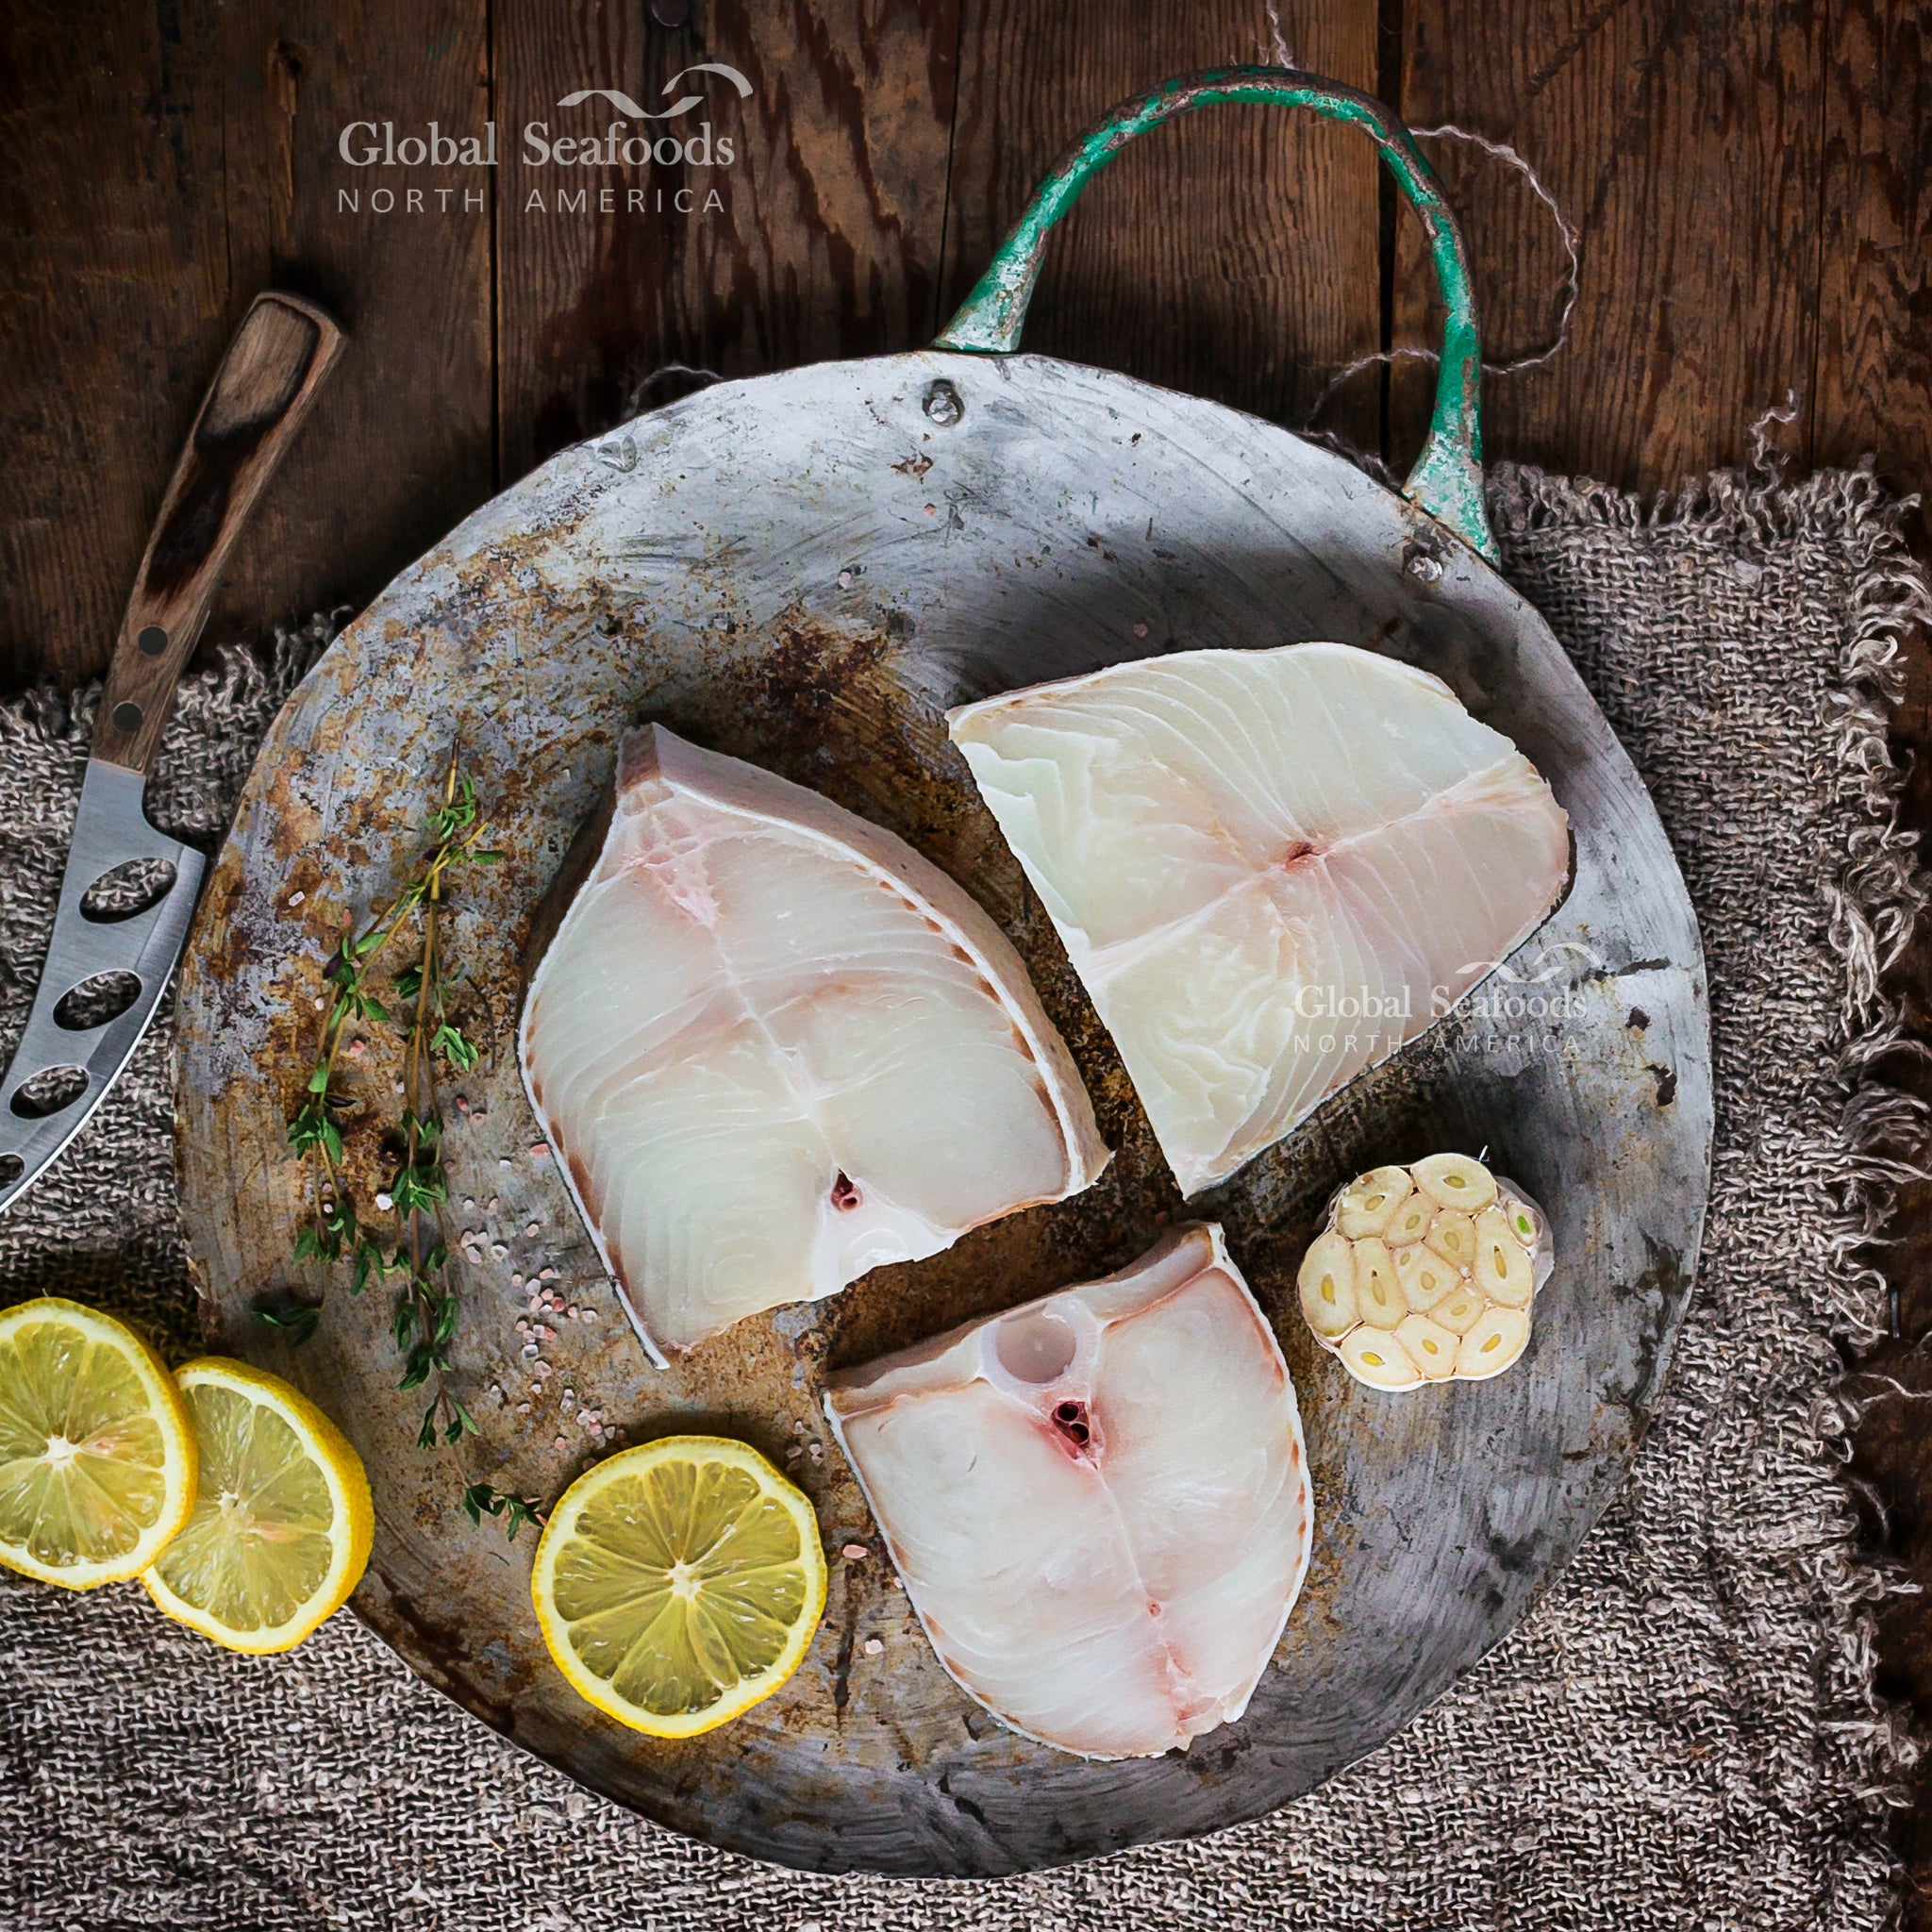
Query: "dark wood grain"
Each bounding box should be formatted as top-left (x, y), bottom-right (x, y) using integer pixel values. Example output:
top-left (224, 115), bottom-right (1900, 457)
top-left (0, 1), bottom-right (493, 687)
top-left (207, 4), bottom-right (496, 644)
top-left (0, 2), bottom-right (230, 688)
top-left (942, 3), bottom-right (1382, 453)
top-left (1814, 0), bottom-right (1932, 490)
top-left (492, 0), bottom-right (960, 480)
top-left (93, 293), bottom-right (341, 774)
top-left (1389, 0), bottom-right (1824, 487)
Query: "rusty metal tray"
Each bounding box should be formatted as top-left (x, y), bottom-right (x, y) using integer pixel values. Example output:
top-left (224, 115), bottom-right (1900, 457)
top-left (174, 70), bottom-right (1711, 1877)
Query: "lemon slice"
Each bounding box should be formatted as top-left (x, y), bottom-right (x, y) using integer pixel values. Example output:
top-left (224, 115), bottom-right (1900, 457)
top-left (0, 1296), bottom-right (196, 1589)
top-left (531, 1436), bottom-right (827, 1738)
top-left (142, 1358), bottom-right (372, 1654)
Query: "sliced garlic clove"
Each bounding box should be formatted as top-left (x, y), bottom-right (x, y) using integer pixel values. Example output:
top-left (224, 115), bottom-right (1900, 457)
top-left (1495, 1178), bottom-right (1556, 1291)
top-left (1474, 1206), bottom-right (1535, 1308)
top-left (1297, 1231), bottom-right (1359, 1339)
top-left (1395, 1241), bottom-right (1456, 1313)
top-left (1339, 1325), bottom-right (1423, 1390)
top-left (1431, 1282), bottom-right (1487, 1336)
top-left (1384, 1192), bottom-right (1435, 1247)
top-left (1395, 1312), bottom-right (1459, 1381)
top-left (1424, 1210), bottom-right (1477, 1272)
top-left (1456, 1304), bottom-right (1530, 1378)
top-left (1352, 1238), bottom-right (1403, 1328)
top-left (1411, 1151), bottom-right (1498, 1213)
top-left (1337, 1164), bottom-right (1413, 1240)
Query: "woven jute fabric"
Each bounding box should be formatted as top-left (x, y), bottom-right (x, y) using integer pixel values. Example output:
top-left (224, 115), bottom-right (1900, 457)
top-left (0, 464), bottom-right (1924, 1931)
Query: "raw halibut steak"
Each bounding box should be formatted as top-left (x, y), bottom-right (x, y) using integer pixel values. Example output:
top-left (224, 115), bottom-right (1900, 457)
top-left (824, 1223), bottom-right (1311, 1759)
top-left (949, 643), bottom-right (1571, 1193)
top-left (519, 725), bottom-right (1108, 1361)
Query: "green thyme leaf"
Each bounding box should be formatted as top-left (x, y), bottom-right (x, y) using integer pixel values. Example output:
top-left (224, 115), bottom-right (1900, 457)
top-left (252, 1301), bottom-right (321, 1345)
top-left (431, 1023), bottom-right (480, 1071)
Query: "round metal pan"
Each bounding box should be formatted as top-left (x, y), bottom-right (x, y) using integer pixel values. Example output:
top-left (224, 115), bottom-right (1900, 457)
top-left (174, 69), bottom-right (1711, 1877)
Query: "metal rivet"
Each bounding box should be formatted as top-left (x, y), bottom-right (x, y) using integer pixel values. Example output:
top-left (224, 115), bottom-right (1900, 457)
top-left (136, 625), bottom-right (168, 657)
top-left (923, 379), bottom-right (963, 426)
top-left (111, 702), bottom-right (143, 733)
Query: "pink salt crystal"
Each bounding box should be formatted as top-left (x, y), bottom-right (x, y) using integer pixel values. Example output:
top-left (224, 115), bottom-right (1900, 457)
top-left (841, 1544), bottom-right (868, 1561)
top-left (530, 1144), bottom-right (551, 1160)
top-left (862, 1639), bottom-right (884, 1657)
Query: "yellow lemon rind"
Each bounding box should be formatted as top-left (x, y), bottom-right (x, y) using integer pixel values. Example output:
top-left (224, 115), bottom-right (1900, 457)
top-left (0, 1296), bottom-right (197, 1591)
top-left (530, 1435), bottom-right (828, 1740)
top-left (141, 1357), bottom-right (373, 1655)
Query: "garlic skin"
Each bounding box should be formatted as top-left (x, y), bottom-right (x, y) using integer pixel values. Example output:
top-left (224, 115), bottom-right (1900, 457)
top-left (1297, 1157), bottom-right (1552, 1391)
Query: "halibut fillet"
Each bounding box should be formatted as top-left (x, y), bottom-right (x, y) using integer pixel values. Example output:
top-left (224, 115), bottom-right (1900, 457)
top-left (519, 725), bottom-right (1108, 1360)
top-left (825, 1223), bottom-right (1312, 1759)
top-left (948, 643), bottom-right (1571, 1193)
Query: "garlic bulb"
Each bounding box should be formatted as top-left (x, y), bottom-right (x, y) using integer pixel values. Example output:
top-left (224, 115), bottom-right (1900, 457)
top-left (1297, 1154), bottom-right (1551, 1391)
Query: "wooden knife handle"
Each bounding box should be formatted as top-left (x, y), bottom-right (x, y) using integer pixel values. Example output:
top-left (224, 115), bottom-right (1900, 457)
top-left (92, 291), bottom-right (343, 775)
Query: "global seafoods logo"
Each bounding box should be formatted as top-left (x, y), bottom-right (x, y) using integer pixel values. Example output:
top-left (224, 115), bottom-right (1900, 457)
top-left (1286, 941), bottom-right (1607, 1066)
top-left (335, 65), bottom-right (749, 219)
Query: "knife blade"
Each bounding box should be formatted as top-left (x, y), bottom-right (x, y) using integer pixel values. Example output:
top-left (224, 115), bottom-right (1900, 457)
top-left (0, 291), bottom-right (343, 1213)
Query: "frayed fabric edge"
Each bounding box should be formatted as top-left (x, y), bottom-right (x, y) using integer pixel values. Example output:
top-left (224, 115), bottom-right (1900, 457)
top-left (1495, 461), bottom-right (1932, 1864)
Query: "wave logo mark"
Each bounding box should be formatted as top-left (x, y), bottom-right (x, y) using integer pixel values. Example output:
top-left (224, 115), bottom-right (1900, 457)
top-left (556, 65), bottom-right (754, 121)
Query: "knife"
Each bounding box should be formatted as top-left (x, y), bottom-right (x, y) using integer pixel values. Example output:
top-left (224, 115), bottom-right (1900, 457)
top-left (0, 291), bottom-right (343, 1212)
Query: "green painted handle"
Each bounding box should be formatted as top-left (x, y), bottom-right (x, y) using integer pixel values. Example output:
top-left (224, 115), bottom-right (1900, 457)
top-left (936, 66), bottom-right (1495, 563)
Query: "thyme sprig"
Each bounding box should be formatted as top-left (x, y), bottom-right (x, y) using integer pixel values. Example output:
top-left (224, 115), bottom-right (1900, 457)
top-left (463, 1482), bottom-right (547, 1542)
top-left (283, 749), bottom-right (500, 1450)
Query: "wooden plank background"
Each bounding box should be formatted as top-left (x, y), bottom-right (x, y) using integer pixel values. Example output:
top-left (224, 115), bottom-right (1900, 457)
top-left (2, 0), bottom-right (1930, 1911)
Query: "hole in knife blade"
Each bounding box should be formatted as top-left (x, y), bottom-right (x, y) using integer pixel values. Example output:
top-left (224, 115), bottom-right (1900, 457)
top-left (79, 858), bottom-right (177, 924)
top-left (9, 1066), bottom-right (88, 1120)
top-left (53, 971), bottom-right (142, 1031)
top-left (0, 1156), bottom-right (22, 1189)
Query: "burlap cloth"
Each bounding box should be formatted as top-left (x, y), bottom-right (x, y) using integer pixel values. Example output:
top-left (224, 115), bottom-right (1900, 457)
top-left (0, 460), bottom-right (1925, 1931)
